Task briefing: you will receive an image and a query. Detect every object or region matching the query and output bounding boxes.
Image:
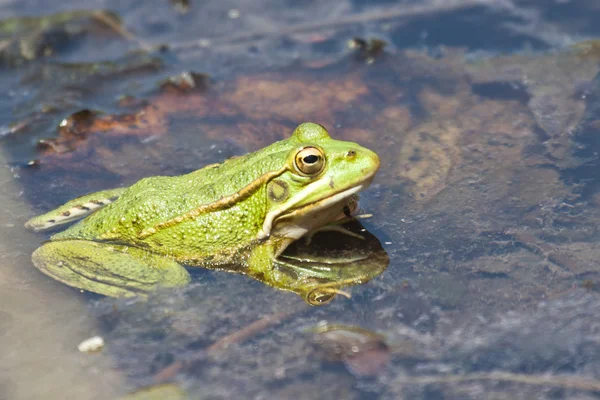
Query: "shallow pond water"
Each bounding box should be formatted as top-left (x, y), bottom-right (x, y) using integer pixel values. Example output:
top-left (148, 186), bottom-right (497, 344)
top-left (2, 1), bottom-right (600, 399)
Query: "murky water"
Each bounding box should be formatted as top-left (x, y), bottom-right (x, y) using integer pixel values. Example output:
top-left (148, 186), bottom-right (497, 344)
top-left (2, 1), bottom-right (600, 399)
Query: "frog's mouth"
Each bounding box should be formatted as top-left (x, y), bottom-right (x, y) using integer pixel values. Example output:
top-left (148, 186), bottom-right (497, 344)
top-left (258, 182), bottom-right (366, 240)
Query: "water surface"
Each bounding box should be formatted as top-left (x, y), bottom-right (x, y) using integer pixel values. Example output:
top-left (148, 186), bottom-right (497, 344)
top-left (2, 1), bottom-right (600, 399)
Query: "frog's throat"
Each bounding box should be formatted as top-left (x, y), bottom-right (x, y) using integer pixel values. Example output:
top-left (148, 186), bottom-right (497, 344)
top-left (257, 184), bottom-right (364, 240)
top-left (138, 166), bottom-right (290, 239)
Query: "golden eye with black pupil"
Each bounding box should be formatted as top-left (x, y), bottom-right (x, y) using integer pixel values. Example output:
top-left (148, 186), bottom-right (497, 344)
top-left (295, 147), bottom-right (325, 175)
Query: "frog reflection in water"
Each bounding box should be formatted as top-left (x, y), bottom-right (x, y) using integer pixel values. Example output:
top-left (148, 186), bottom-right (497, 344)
top-left (26, 123), bottom-right (381, 304)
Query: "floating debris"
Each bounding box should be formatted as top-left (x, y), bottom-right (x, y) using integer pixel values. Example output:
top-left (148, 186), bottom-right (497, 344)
top-left (311, 323), bottom-right (390, 377)
top-left (77, 335), bottom-right (105, 353)
top-left (119, 383), bottom-right (187, 400)
top-left (348, 37), bottom-right (387, 64)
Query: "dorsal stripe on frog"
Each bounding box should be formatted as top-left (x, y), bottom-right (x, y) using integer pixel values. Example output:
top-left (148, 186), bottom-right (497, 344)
top-left (137, 165), bottom-right (291, 239)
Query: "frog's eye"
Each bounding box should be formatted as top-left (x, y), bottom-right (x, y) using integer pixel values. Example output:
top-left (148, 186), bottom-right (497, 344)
top-left (295, 147), bottom-right (325, 175)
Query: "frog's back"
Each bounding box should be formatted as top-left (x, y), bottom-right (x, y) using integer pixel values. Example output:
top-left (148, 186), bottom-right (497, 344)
top-left (51, 176), bottom-right (183, 241)
top-left (52, 148), bottom-right (288, 244)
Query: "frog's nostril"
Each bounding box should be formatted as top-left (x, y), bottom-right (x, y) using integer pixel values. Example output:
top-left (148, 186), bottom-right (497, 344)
top-left (347, 149), bottom-right (357, 159)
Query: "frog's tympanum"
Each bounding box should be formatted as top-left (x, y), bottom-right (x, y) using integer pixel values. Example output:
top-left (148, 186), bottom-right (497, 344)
top-left (26, 123), bottom-right (381, 304)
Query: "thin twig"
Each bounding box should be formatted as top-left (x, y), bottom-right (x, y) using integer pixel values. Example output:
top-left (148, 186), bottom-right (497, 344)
top-left (153, 309), bottom-right (298, 383)
top-left (397, 372), bottom-right (600, 392)
top-left (206, 311), bottom-right (293, 354)
top-left (91, 11), bottom-right (153, 51)
top-left (169, 0), bottom-right (496, 52)
top-left (506, 229), bottom-right (579, 273)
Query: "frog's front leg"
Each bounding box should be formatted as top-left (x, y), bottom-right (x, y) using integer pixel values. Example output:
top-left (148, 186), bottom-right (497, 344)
top-left (32, 240), bottom-right (190, 297)
top-left (246, 239), bottom-right (338, 305)
top-left (25, 187), bottom-right (127, 232)
top-left (246, 237), bottom-right (292, 284)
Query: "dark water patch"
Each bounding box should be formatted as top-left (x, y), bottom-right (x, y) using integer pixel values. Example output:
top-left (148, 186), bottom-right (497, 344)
top-left (472, 81), bottom-right (530, 104)
top-left (448, 291), bottom-right (600, 374)
top-left (389, 5), bottom-right (549, 52)
top-left (564, 70), bottom-right (600, 199)
top-left (517, 0), bottom-right (600, 37)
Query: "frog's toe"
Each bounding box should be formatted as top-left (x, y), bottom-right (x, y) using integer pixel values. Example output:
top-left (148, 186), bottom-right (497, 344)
top-left (32, 240), bottom-right (191, 297)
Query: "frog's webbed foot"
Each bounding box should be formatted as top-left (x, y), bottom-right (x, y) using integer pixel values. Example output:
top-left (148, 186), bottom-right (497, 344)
top-left (32, 240), bottom-right (190, 297)
top-left (25, 188), bottom-right (127, 232)
top-left (303, 220), bottom-right (365, 245)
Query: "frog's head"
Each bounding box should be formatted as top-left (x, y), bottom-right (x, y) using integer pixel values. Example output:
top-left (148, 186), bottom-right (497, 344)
top-left (260, 122), bottom-right (380, 240)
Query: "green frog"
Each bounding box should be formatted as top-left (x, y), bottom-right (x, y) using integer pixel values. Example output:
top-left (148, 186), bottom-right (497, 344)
top-left (25, 123), bottom-right (381, 304)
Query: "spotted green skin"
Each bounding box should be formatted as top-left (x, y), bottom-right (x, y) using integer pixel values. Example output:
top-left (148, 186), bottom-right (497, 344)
top-left (26, 123), bottom-right (380, 301)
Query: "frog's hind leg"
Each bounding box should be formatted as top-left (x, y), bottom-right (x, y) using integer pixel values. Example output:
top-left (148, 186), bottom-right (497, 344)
top-left (32, 240), bottom-right (191, 297)
top-left (25, 188), bottom-right (127, 232)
